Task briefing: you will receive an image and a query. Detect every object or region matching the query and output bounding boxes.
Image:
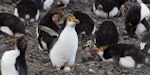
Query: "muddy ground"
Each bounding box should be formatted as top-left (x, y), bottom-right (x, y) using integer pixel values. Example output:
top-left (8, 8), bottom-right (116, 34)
top-left (0, 0), bottom-right (150, 75)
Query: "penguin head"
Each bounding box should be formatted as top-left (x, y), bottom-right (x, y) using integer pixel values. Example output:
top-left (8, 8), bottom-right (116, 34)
top-left (66, 15), bottom-right (80, 26)
top-left (52, 11), bottom-right (62, 26)
top-left (13, 35), bottom-right (27, 53)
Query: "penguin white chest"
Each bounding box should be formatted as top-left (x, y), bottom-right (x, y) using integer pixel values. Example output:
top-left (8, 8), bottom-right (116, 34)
top-left (50, 26), bottom-right (78, 67)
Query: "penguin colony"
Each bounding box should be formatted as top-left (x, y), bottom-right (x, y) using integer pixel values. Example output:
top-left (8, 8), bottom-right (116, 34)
top-left (0, 0), bottom-right (150, 74)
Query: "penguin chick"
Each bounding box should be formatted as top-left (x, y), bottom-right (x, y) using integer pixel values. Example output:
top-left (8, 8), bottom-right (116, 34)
top-left (93, 44), bottom-right (146, 68)
top-left (57, 0), bottom-right (70, 7)
top-left (14, 0), bottom-right (40, 25)
top-left (93, 0), bottom-right (124, 18)
top-left (125, 3), bottom-right (150, 39)
top-left (140, 31), bottom-right (150, 54)
top-left (42, 0), bottom-right (54, 11)
top-left (37, 10), bottom-right (62, 51)
top-left (50, 15), bottom-right (80, 71)
top-left (95, 21), bottom-right (119, 48)
top-left (1, 36), bottom-right (28, 75)
top-left (0, 13), bottom-right (25, 37)
top-left (73, 11), bottom-right (96, 36)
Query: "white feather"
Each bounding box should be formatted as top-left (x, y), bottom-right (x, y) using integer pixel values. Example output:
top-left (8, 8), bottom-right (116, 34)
top-left (41, 40), bottom-right (48, 50)
top-left (137, 0), bottom-right (143, 3)
top-left (140, 42), bottom-right (146, 50)
top-left (50, 21), bottom-right (78, 67)
top-left (109, 7), bottom-right (119, 18)
top-left (92, 24), bottom-right (96, 35)
top-left (35, 10), bottom-right (40, 21)
top-left (43, 0), bottom-right (54, 10)
top-left (140, 3), bottom-right (150, 21)
top-left (97, 51), bottom-right (113, 62)
top-left (0, 26), bottom-right (13, 36)
top-left (119, 56), bottom-right (135, 68)
top-left (135, 23), bottom-right (146, 39)
top-left (1, 48), bottom-right (20, 75)
top-left (14, 8), bottom-right (19, 17)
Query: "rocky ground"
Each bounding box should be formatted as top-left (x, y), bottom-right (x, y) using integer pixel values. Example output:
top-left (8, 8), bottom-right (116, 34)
top-left (0, 0), bottom-right (150, 75)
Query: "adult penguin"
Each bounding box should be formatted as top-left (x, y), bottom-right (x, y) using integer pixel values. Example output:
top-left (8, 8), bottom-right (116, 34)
top-left (92, 44), bottom-right (147, 69)
top-left (73, 11), bottom-right (96, 36)
top-left (0, 13), bottom-right (25, 38)
top-left (14, 0), bottom-right (40, 25)
top-left (50, 15), bottom-right (80, 71)
top-left (1, 36), bottom-right (28, 75)
top-left (36, 10), bottom-right (62, 51)
top-left (94, 21), bottom-right (119, 48)
top-left (93, 0), bottom-right (124, 18)
top-left (125, 3), bottom-right (150, 39)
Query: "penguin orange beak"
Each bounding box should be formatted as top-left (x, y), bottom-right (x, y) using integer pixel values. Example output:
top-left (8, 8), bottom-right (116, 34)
top-left (67, 15), bottom-right (80, 24)
top-left (73, 19), bottom-right (80, 24)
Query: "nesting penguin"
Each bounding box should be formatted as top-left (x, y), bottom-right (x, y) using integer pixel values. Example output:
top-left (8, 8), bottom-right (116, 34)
top-left (140, 31), bottom-right (150, 54)
top-left (14, 0), bottom-right (40, 25)
top-left (1, 36), bottom-right (28, 75)
top-left (93, 0), bottom-right (124, 18)
top-left (73, 11), bottom-right (96, 36)
top-left (50, 15), bottom-right (80, 71)
top-left (125, 3), bottom-right (150, 39)
top-left (92, 44), bottom-right (147, 68)
top-left (36, 10), bottom-right (62, 51)
top-left (94, 21), bottom-right (119, 48)
top-left (42, 0), bottom-right (54, 10)
top-left (0, 13), bottom-right (25, 37)
top-left (57, 0), bottom-right (70, 7)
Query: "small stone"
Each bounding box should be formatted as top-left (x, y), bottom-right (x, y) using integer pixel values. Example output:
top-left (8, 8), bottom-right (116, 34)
top-left (89, 69), bottom-right (95, 73)
top-left (63, 66), bottom-right (71, 72)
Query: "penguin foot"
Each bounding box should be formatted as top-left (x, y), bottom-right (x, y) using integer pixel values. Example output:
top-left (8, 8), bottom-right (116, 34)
top-left (56, 67), bottom-right (61, 71)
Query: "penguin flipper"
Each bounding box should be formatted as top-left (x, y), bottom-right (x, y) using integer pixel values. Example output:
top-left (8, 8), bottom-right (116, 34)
top-left (16, 59), bottom-right (28, 75)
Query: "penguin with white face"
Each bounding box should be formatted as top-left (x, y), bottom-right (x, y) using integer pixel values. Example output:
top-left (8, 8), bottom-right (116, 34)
top-left (93, 0), bottom-right (124, 18)
top-left (14, 0), bottom-right (40, 25)
top-left (37, 10), bottom-right (62, 51)
top-left (92, 44), bottom-right (146, 69)
top-left (50, 15), bottom-right (80, 71)
top-left (0, 13), bottom-right (25, 38)
top-left (125, 3), bottom-right (150, 39)
top-left (140, 31), bottom-right (150, 54)
top-left (42, 0), bottom-right (54, 11)
top-left (57, 0), bottom-right (70, 7)
top-left (94, 21), bottom-right (119, 48)
top-left (73, 11), bottom-right (96, 36)
top-left (1, 36), bottom-right (28, 75)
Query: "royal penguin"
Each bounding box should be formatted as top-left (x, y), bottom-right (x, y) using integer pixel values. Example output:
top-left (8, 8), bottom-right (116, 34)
top-left (125, 3), bottom-right (150, 39)
top-left (36, 10), bottom-right (62, 51)
top-left (92, 44), bottom-right (147, 69)
top-left (14, 0), bottom-right (40, 25)
top-left (94, 21), bottom-right (119, 48)
top-left (50, 15), bottom-right (80, 71)
top-left (42, 0), bottom-right (54, 11)
top-left (0, 13), bottom-right (25, 38)
top-left (57, 0), bottom-right (70, 7)
top-left (1, 36), bottom-right (28, 75)
top-left (140, 31), bottom-right (150, 54)
top-left (93, 0), bottom-right (124, 18)
top-left (73, 11), bottom-right (96, 36)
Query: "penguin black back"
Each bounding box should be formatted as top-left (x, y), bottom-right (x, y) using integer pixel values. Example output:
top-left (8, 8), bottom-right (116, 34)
top-left (73, 11), bottom-right (95, 35)
top-left (95, 21), bottom-right (119, 47)
top-left (0, 13), bottom-right (25, 36)
top-left (16, 0), bottom-right (39, 20)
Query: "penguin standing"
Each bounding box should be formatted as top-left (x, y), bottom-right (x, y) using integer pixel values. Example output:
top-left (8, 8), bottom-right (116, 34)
top-left (92, 44), bottom-right (147, 68)
top-left (0, 13), bottom-right (25, 37)
top-left (73, 11), bottom-right (96, 36)
top-left (125, 3), bottom-right (150, 39)
top-left (57, 0), bottom-right (70, 7)
top-left (50, 15), bottom-right (80, 71)
top-left (36, 10), bottom-right (62, 50)
top-left (140, 31), bottom-right (150, 54)
top-left (14, 0), bottom-right (40, 25)
top-left (94, 21), bottom-right (119, 48)
top-left (1, 36), bottom-right (28, 75)
top-left (42, 0), bottom-right (54, 10)
top-left (93, 0), bottom-right (124, 18)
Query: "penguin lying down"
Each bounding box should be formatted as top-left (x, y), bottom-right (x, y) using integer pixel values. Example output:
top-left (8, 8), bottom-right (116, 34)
top-left (1, 36), bottom-right (28, 75)
top-left (92, 44), bottom-right (147, 69)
